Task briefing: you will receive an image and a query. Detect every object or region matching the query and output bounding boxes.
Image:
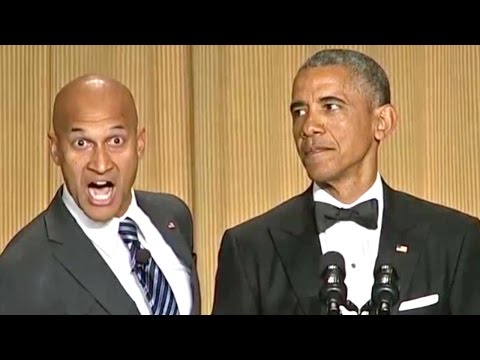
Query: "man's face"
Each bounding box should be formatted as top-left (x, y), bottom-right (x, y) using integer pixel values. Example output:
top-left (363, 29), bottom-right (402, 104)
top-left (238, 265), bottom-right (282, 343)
top-left (49, 85), bottom-right (145, 222)
top-left (291, 65), bottom-right (380, 186)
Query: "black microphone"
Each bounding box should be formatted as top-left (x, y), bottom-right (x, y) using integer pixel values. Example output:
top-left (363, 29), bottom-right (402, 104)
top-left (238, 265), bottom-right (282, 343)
top-left (370, 264), bottom-right (400, 315)
top-left (135, 248), bottom-right (151, 265)
top-left (319, 251), bottom-right (357, 315)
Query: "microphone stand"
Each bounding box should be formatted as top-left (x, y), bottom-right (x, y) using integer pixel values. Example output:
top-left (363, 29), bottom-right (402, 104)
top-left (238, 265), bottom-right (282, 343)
top-left (326, 299), bottom-right (359, 315)
top-left (377, 301), bottom-right (392, 315)
top-left (360, 298), bottom-right (395, 315)
top-left (327, 301), bottom-right (340, 315)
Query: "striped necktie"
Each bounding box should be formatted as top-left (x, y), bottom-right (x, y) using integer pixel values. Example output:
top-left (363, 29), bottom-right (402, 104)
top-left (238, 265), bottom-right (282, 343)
top-left (118, 217), bottom-right (179, 315)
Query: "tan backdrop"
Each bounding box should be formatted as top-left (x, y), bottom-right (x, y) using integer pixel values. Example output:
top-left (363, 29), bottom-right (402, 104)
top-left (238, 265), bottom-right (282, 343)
top-left (1, 45), bottom-right (479, 314)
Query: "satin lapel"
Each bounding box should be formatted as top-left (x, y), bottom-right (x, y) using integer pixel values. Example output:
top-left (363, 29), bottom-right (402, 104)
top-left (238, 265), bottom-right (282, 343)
top-left (375, 182), bottom-right (425, 314)
top-left (269, 186), bottom-right (322, 314)
top-left (46, 189), bottom-right (139, 315)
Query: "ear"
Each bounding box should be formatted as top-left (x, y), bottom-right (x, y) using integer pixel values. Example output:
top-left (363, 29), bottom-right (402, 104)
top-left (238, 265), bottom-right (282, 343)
top-left (374, 104), bottom-right (397, 142)
top-left (48, 131), bottom-right (61, 166)
top-left (137, 126), bottom-right (146, 158)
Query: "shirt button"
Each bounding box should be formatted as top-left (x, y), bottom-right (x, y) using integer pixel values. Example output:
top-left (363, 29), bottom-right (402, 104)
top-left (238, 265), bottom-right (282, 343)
top-left (351, 263), bottom-right (356, 269)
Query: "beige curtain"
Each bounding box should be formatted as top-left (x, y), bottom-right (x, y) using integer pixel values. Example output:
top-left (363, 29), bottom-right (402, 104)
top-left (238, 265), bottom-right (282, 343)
top-left (1, 45), bottom-right (479, 314)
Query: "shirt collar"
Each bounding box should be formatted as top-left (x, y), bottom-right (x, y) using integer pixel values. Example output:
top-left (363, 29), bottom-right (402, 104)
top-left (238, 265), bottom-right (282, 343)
top-left (61, 184), bottom-right (140, 231)
top-left (312, 172), bottom-right (383, 209)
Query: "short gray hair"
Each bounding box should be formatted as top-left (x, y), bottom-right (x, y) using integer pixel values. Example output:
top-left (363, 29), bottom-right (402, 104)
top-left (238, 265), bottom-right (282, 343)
top-left (299, 49), bottom-right (391, 108)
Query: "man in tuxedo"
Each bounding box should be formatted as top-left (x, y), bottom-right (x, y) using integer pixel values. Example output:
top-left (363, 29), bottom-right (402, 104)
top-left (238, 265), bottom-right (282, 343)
top-left (0, 74), bottom-right (201, 315)
top-left (211, 49), bottom-right (480, 315)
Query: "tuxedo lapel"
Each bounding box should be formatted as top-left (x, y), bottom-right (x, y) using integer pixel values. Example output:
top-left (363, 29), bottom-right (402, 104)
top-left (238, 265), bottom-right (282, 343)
top-left (375, 182), bottom-right (425, 314)
top-left (45, 189), bottom-right (139, 315)
top-left (269, 186), bottom-right (323, 314)
top-left (268, 182), bottom-right (428, 315)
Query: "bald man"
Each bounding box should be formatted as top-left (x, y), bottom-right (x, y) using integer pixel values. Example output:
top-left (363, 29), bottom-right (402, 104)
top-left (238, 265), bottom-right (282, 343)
top-left (0, 74), bottom-right (201, 315)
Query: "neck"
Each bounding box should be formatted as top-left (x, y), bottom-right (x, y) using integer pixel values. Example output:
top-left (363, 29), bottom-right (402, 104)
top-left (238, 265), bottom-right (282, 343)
top-left (317, 171), bottom-right (378, 204)
top-left (115, 190), bottom-right (133, 218)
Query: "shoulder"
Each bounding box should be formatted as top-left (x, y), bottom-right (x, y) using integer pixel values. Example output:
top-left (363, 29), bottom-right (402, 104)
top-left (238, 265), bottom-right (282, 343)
top-left (135, 190), bottom-right (191, 216)
top-left (390, 187), bottom-right (480, 231)
top-left (0, 208), bottom-right (69, 314)
top-left (0, 210), bottom-right (53, 297)
top-left (0, 210), bottom-right (49, 264)
top-left (224, 191), bottom-right (307, 239)
top-left (134, 190), bottom-right (194, 238)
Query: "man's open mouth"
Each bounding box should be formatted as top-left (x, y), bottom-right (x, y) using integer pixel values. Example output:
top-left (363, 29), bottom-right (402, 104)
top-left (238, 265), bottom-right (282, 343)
top-left (87, 181), bottom-right (115, 205)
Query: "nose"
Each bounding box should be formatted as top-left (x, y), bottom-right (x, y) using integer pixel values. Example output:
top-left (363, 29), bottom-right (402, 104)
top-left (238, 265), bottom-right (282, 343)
top-left (302, 112), bottom-right (326, 138)
top-left (87, 145), bottom-right (114, 174)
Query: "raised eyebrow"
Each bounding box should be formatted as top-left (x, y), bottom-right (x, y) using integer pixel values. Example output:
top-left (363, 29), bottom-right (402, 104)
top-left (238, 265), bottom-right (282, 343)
top-left (69, 125), bottom-right (127, 134)
top-left (110, 125), bottom-right (127, 131)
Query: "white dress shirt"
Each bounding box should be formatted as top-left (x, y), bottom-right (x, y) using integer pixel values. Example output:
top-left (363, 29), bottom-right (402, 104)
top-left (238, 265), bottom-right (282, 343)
top-left (313, 173), bottom-right (384, 313)
top-left (62, 185), bottom-right (192, 315)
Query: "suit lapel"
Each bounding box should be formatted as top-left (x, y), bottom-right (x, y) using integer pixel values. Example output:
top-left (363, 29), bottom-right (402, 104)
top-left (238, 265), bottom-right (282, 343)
top-left (135, 192), bottom-right (192, 269)
top-left (375, 182), bottom-right (425, 314)
top-left (135, 192), bottom-right (199, 314)
top-left (45, 189), bottom-right (139, 315)
top-left (269, 186), bottom-right (323, 314)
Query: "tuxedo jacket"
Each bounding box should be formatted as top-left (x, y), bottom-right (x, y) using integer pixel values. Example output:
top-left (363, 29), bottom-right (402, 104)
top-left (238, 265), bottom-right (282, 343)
top-left (0, 188), bottom-right (201, 315)
top-left (211, 181), bottom-right (480, 315)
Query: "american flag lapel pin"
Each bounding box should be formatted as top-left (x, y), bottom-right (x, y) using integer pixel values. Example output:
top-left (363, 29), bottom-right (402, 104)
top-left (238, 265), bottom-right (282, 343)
top-left (167, 221), bottom-right (176, 229)
top-left (395, 244), bottom-right (409, 253)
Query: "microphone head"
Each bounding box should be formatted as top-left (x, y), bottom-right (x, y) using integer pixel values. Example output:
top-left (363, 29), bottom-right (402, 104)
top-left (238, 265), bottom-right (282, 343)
top-left (372, 264), bottom-right (400, 310)
top-left (135, 248), bottom-right (151, 265)
top-left (319, 251), bottom-right (347, 308)
top-left (320, 251), bottom-right (346, 277)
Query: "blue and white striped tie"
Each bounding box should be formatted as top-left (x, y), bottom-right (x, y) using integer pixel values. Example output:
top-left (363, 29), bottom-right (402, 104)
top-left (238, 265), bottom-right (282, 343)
top-left (119, 217), bottom-right (179, 315)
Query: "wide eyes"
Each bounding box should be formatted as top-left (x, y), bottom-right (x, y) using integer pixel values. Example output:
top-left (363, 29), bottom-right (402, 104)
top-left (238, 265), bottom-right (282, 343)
top-left (72, 136), bottom-right (125, 149)
top-left (74, 138), bottom-right (90, 149)
top-left (108, 136), bottom-right (124, 146)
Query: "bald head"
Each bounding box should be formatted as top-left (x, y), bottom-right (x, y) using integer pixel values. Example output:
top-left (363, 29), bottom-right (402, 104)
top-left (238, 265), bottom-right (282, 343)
top-left (52, 74), bottom-right (138, 134)
top-left (48, 73), bottom-right (146, 222)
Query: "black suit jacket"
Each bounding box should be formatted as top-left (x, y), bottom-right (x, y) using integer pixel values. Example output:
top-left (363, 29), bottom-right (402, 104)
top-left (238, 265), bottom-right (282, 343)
top-left (0, 188), bottom-right (201, 315)
top-left (211, 182), bottom-right (480, 315)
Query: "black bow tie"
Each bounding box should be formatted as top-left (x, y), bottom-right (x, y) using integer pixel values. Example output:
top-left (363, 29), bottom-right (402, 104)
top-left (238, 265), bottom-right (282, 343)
top-left (315, 198), bottom-right (379, 233)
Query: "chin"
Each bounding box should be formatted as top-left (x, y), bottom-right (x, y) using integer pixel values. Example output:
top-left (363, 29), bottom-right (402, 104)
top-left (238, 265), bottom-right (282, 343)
top-left (305, 166), bottom-right (339, 185)
top-left (83, 206), bottom-right (118, 223)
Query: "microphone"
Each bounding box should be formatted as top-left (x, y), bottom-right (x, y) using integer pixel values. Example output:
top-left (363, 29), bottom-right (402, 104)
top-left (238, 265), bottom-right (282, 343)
top-left (370, 264), bottom-right (400, 315)
top-left (135, 248), bottom-right (151, 265)
top-left (319, 251), bottom-right (357, 315)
